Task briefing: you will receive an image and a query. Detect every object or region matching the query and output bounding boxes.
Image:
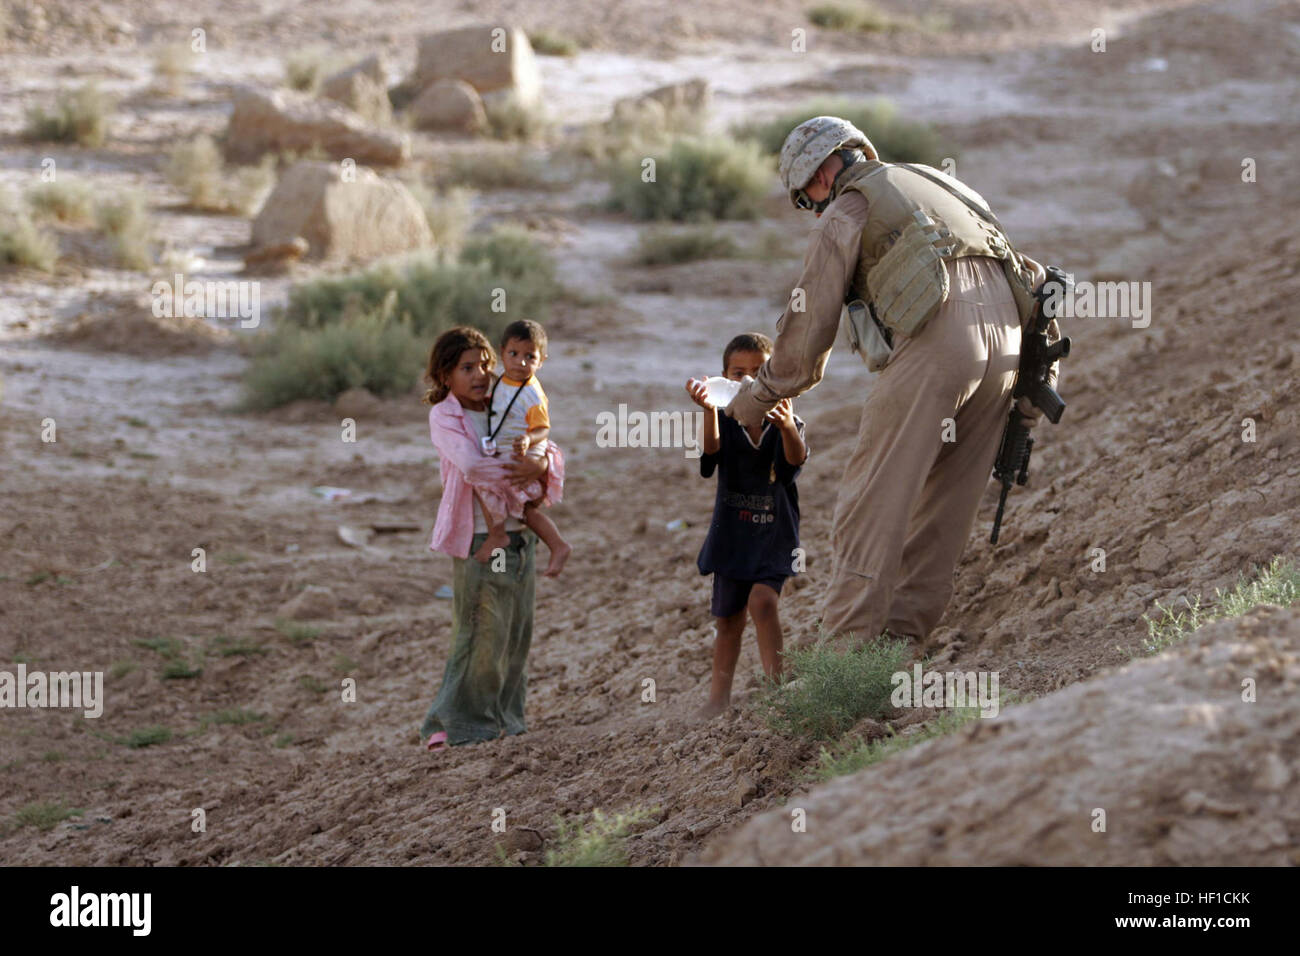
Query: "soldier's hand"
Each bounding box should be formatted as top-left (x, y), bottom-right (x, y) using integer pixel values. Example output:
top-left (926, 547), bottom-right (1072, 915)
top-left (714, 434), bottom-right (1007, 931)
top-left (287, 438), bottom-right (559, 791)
top-left (1016, 395), bottom-right (1043, 428)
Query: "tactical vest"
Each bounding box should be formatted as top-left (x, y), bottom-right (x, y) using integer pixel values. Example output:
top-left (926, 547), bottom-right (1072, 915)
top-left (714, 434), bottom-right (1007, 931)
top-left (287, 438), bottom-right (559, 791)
top-left (835, 160), bottom-right (1038, 340)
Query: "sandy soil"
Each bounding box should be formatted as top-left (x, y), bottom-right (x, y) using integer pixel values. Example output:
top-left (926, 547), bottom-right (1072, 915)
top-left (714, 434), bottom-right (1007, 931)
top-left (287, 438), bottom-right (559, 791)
top-left (0, 0), bottom-right (1296, 865)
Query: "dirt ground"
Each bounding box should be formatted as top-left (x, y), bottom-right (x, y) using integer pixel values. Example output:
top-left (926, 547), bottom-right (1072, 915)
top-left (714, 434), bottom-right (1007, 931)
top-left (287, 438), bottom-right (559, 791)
top-left (0, 0), bottom-right (1296, 865)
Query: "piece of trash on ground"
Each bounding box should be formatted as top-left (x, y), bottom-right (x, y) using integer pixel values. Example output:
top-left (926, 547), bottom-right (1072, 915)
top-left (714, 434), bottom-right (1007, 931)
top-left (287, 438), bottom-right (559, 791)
top-left (311, 486), bottom-right (352, 501)
top-left (434, 585), bottom-right (454, 600)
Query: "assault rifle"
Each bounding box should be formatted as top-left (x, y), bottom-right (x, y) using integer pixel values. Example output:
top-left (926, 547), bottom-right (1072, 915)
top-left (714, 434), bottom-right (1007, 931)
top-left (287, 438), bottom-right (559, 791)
top-left (990, 265), bottom-right (1072, 545)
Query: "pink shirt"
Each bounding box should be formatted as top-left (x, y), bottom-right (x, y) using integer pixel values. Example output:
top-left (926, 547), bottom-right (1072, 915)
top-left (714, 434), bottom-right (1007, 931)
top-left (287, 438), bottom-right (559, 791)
top-left (427, 392), bottom-right (565, 559)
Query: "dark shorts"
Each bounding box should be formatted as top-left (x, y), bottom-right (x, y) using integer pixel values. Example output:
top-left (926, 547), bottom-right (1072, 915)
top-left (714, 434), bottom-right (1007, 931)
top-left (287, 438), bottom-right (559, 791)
top-left (711, 574), bottom-right (787, 619)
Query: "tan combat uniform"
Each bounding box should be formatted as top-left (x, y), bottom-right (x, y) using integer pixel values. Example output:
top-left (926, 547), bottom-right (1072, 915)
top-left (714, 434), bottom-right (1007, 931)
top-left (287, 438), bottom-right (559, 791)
top-left (728, 168), bottom-right (1041, 642)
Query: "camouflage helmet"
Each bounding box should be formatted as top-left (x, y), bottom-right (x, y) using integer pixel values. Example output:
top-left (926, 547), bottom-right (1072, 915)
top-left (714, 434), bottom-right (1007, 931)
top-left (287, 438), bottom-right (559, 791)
top-left (779, 116), bottom-right (874, 209)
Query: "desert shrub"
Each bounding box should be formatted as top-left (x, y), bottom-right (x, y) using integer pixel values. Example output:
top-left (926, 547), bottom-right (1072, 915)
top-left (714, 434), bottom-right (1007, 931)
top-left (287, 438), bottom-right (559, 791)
top-left (26, 179), bottom-right (94, 223)
top-left (1142, 555), bottom-right (1299, 655)
top-left (407, 182), bottom-right (474, 256)
top-left (435, 153), bottom-right (565, 192)
top-left (633, 226), bottom-right (739, 265)
top-left (14, 801), bottom-right (83, 832)
top-left (94, 190), bottom-right (153, 270)
top-left (807, 2), bottom-right (893, 32)
top-left (242, 304), bottom-right (425, 409)
top-left (606, 136), bottom-right (771, 222)
top-left (542, 808), bottom-right (656, 867)
top-left (0, 200), bottom-right (58, 271)
top-left (528, 30), bottom-right (580, 56)
top-left (124, 726), bottom-right (173, 749)
top-left (165, 135), bottom-right (275, 215)
top-left (154, 43), bottom-right (196, 93)
top-left (733, 96), bottom-right (952, 166)
top-left (23, 82), bottom-right (114, 147)
top-left (484, 92), bottom-right (552, 142)
top-left (754, 634), bottom-right (909, 740)
top-left (282, 226), bottom-right (560, 334)
top-left (284, 48), bottom-right (330, 93)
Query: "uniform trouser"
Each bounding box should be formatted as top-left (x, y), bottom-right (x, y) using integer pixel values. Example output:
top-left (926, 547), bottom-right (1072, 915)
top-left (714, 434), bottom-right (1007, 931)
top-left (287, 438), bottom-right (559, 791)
top-left (822, 255), bottom-right (1022, 641)
top-left (419, 530), bottom-right (536, 745)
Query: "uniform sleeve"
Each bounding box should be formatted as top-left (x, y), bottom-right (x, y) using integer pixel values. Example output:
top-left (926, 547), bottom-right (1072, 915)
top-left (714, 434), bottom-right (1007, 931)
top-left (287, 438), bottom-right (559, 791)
top-left (726, 198), bottom-right (864, 427)
top-left (774, 418), bottom-right (807, 486)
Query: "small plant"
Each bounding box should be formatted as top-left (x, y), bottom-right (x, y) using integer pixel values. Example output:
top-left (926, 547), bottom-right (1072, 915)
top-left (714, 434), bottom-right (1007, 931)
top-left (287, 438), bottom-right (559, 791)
top-left (407, 182), bottom-right (474, 257)
top-left (435, 153), bottom-right (565, 192)
top-left (484, 92), bottom-right (551, 142)
top-left (205, 708), bottom-right (265, 726)
top-left (94, 190), bottom-right (153, 270)
top-left (133, 635), bottom-right (185, 659)
top-left (1142, 555), bottom-right (1299, 655)
top-left (161, 659), bottom-right (203, 679)
top-left (543, 807), bottom-right (657, 867)
top-left (754, 633), bottom-right (909, 740)
top-left (26, 179), bottom-right (94, 224)
top-left (154, 43), bottom-right (196, 93)
top-left (606, 136), bottom-right (771, 222)
top-left (124, 725), bottom-right (173, 748)
top-left (0, 203), bottom-right (58, 271)
top-left (15, 800), bottom-right (83, 832)
top-left (207, 635), bottom-right (268, 658)
top-left (284, 48), bottom-right (330, 93)
top-left (296, 675), bottom-right (328, 695)
top-left (23, 82), bottom-right (115, 147)
top-left (166, 135), bottom-right (275, 215)
top-left (528, 30), bottom-right (580, 57)
top-left (332, 654), bottom-right (357, 675)
top-left (275, 619), bottom-right (322, 645)
top-left (633, 226), bottom-right (739, 265)
top-left (807, 2), bottom-right (894, 32)
top-left (109, 659), bottom-right (138, 679)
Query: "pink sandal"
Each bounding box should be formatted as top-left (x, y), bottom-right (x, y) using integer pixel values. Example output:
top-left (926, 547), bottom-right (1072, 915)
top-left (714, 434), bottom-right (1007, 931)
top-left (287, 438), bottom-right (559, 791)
top-left (425, 732), bottom-right (448, 752)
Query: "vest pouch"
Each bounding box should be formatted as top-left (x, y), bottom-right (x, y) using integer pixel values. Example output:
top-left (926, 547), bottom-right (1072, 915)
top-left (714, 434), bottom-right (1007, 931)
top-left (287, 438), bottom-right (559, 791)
top-left (844, 298), bottom-right (893, 372)
top-left (867, 210), bottom-right (952, 339)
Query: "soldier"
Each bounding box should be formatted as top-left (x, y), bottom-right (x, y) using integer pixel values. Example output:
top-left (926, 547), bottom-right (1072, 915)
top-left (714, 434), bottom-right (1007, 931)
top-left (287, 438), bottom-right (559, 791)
top-left (725, 115), bottom-right (1060, 645)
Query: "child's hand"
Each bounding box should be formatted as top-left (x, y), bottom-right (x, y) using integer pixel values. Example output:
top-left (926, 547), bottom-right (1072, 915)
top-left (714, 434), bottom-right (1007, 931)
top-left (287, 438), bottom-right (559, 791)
top-left (512, 434), bottom-right (531, 457)
top-left (685, 378), bottom-right (714, 410)
top-left (765, 398), bottom-right (795, 430)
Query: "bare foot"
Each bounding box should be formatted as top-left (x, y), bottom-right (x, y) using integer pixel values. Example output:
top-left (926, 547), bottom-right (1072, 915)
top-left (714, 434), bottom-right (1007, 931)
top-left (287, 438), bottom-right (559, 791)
top-left (543, 539), bottom-right (572, 577)
top-left (696, 699), bottom-right (729, 719)
top-left (474, 529), bottom-right (509, 564)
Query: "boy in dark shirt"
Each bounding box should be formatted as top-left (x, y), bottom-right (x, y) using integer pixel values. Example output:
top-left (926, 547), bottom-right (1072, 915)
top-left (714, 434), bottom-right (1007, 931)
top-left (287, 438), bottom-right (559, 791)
top-left (686, 333), bottom-right (808, 717)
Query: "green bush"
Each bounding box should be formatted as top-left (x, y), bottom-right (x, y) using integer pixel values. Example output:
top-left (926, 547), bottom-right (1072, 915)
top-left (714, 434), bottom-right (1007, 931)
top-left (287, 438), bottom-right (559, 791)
top-left (733, 97), bottom-right (952, 166)
top-left (606, 136), bottom-right (771, 222)
top-left (283, 226), bottom-right (560, 334)
top-left (1142, 555), bottom-right (1299, 655)
top-left (24, 82), bottom-right (115, 147)
top-left (284, 48), bottom-right (330, 93)
top-left (633, 226), bottom-right (739, 265)
top-left (242, 306), bottom-right (425, 409)
top-left (528, 30), bottom-right (580, 57)
top-left (15, 800), bottom-right (83, 832)
top-left (125, 726), bottom-right (173, 749)
top-left (166, 135), bottom-right (276, 215)
top-left (485, 93), bottom-right (552, 142)
top-left (807, 2), bottom-right (893, 32)
top-left (755, 634), bottom-right (909, 740)
top-left (543, 808), bottom-right (656, 867)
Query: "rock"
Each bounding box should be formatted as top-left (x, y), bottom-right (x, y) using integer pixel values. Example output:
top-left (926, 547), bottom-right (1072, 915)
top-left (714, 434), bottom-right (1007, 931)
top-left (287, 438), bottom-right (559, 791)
top-left (278, 585), bottom-right (337, 621)
top-left (733, 775), bottom-right (758, 808)
top-left (413, 25), bottom-right (541, 105)
top-left (250, 160), bottom-right (432, 262)
top-left (410, 79), bottom-right (487, 133)
top-left (224, 86), bottom-right (409, 167)
top-left (502, 827), bottom-right (544, 853)
top-left (320, 53), bottom-right (387, 98)
top-left (334, 386), bottom-right (382, 420)
top-left (320, 72), bottom-right (392, 126)
top-left (702, 606), bottom-right (1300, 866)
top-left (1136, 539), bottom-right (1171, 574)
top-left (243, 236), bottom-right (309, 275)
top-left (613, 78), bottom-right (709, 119)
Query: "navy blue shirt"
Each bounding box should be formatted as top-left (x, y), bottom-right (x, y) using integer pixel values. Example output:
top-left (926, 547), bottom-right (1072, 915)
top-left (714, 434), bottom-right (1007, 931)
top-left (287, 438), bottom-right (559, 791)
top-left (697, 414), bottom-right (805, 581)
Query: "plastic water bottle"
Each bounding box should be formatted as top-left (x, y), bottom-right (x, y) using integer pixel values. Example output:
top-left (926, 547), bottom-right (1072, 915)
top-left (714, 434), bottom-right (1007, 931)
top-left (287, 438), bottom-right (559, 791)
top-left (698, 376), bottom-right (742, 408)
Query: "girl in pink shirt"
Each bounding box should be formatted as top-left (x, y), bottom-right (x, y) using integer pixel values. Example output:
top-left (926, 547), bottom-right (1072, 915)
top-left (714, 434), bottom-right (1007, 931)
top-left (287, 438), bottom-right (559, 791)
top-left (418, 326), bottom-right (563, 751)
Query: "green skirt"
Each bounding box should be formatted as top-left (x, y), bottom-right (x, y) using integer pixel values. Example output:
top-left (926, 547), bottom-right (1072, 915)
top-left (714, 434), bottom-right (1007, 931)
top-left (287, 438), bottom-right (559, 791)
top-left (419, 530), bottom-right (537, 746)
